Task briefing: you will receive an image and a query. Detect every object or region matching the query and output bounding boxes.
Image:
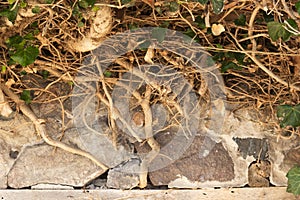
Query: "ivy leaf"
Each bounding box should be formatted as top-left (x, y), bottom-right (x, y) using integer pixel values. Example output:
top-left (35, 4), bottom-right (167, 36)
top-left (197, 0), bottom-right (209, 5)
top-left (234, 14), bottom-right (246, 26)
top-left (286, 18), bottom-right (298, 29)
top-left (296, 1), bottom-right (300, 15)
top-left (151, 28), bottom-right (167, 43)
top-left (211, 0), bottom-right (224, 14)
top-left (286, 166), bottom-right (300, 195)
top-left (78, 0), bottom-right (95, 8)
top-left (221, 62), bottom-right (241, 73)
top-left (20, 90), bottom-right (32, 104)
top-left (277, 104), bottom-right (300, 128)
top-left (8, 0), bottom-right (17, 4)
top-left (0, 5), bottom-right (19, 22)
top-left (195, 16), bottom-right (206, 29)
top-left (31, 6), bottom-right (40, 13)
top-left (10, 46), bottom-right (39, 66)
top-left (267, 21), bottom-right (291, 42)
top-left (104, 71), bottom-right (112, 77)
top-left (6, 35), bottom-right (24, 49)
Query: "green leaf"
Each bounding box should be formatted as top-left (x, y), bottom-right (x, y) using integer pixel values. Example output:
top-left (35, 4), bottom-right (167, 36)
top-left (122, 0), bottom-right (132, 4)
top-left (32, 6), bottom-right (40, 13)
top-left (44, 0), bottom-right (54, 3)
top-left (197, 0), bottom-right (209, 5)
top-left (169, 1), bottom-right (179, 12)
top-left (8, 0), bottom-right (17, 4)
top-left (234, 14), bottom-right (246, 26)
top-left (104, 71), bottom-right (112, 77)
top-left (0, 5), bottom-right (19, 22)
top-left (195, 16), bottom-right (206, 29)
top-left (20, 1), bottom-right (27, 8)
top-left (184, 28), bottom-right (196, 38)
top-left (10, 46), bottom-right (39, 66)
top-left (211, 0), bottom-right (224, 14)
top-left (151, 27), bottom-right (167, 43)
top-left (20, 90), bottom-right (32, 104)
top-left (1, 66), bottom-right (7, 73)
top-left (267, 21), bottom-right (291, 42)
top-left (286, 18), bottom-right (298, 29)
top-left (277, 104), bottom-right (300, 128)
top-left (78, 0), bottom-right (89, 8)
top-left (24, 33), bottom-right (35, 40)
top-left (296, 1), bottom-right (300, 15)
top-left (221, 62), bottom-right (242, 73)
top-left (286, 166), bottom-right (300, 195)
top-left (138, 40), bottom-right (151, 49)
top-left (78, 21), bottom-right (84, 27)
top-left (92, 5), bottom-right (100, 12)
top-left (41, 70), bottom-right (49, 79)
top-left (263, 11), bottom-right (274, 23)
top-left (6, 35), bottom-right (24, 49)
top-left (78, 0), bottom-right (95, 8)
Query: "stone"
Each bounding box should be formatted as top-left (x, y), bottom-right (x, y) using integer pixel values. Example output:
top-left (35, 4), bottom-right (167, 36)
top-left (64, 126), bottom-right (134, 169)
top-left (233, 137), bottom-right (269, 160)
top-left (149, 136), bottom-right (235, 188)
top-left (106, 159), bottom-right (140, 189)
top-left (7, 145), bottom-right (105, 188)
top-left (0, 114), bottom-right (38, 189)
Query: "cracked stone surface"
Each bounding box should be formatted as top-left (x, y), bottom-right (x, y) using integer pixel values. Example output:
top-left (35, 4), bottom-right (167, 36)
top-left (0, 104), bottom-right (299, 189)
top-left (106, 158), bottom-right (140, 189)
top-left (149, 136), bottom-right (235, 187)
top-left (0, 114), bottom-right (38, 189)
top-left (148, 109), bottom-right (299, 188)
top-left (7, 144), bottom-right (105, 188)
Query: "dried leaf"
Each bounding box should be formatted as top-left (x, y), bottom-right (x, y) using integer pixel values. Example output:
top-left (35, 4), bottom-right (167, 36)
top-left (211, 23), bottom-right (225, 36)
top-left (144, 48), bottom-right (154, 64)
top-left (0, 89), bottom-right (14, 118)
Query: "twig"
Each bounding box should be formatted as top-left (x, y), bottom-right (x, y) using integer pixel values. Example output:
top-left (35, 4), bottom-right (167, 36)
top-left (229, 32), bottom-right (300, 92)
top-left (135, 85), bottom-right (160, 188)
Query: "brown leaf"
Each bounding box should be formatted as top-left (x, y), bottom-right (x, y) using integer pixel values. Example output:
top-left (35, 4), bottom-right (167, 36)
top-left (141, 0), bottom-right (154, 7)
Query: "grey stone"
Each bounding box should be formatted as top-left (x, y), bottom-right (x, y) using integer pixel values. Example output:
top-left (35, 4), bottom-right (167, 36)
top-left (106, 159), bottom-right (140, 189)
top-left (64, 126), bottom-right (134, 169)
top-left (7, 145), bottom-right (105, 188)
top-left (0, 114), bottom-right (39, 189)
top-left (233, 137), bottom-right (269, 160)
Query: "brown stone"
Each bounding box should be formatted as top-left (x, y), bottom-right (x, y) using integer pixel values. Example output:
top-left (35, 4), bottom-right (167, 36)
top-left (149, 136), bottom-right (235, 186)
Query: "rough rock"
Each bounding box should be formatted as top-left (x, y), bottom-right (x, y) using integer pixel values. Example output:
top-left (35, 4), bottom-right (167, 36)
top-left (148, 109), bottom-right (300, 188)
top-left (7, 145), bottom-right (104, 188)
top-left (106, 159), bottom-right (140, 189)
top-left (149, 136), bottom-right (235, 188)
top-left (0, 114), bottom-right (38, 189)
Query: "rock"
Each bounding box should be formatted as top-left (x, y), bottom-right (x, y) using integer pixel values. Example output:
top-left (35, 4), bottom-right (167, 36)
top-left (147, 108), bottom-right (300, 188)
top-left (149, 136), bottom-right (235, 188)
top-left (248, 161), bottom-right (271, 187)
top-left (64, 126), bottom-right (134, 169)
top-left (7, 145), bottom-right (105, 188)
top-left (233, 138), bottom-right (269, 160)
top-left (0, 114), bottom-right (38, 189)
top-left (106, 159), bottom-right (140, 189)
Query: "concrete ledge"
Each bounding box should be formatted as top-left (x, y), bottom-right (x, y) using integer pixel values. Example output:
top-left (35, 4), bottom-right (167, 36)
top-left (0, 187), bottom-right (297, 200)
